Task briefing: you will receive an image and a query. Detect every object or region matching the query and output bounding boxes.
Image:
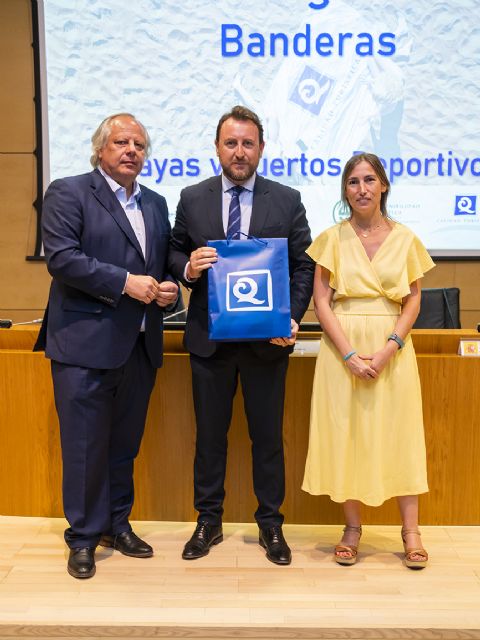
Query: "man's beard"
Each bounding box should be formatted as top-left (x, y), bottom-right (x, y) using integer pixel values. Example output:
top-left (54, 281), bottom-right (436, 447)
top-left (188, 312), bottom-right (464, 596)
top-left (222, 162), bottom-right (257, 183)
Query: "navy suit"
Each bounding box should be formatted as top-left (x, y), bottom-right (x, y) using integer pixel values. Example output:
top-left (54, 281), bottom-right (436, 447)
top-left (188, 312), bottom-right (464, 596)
top-left (35, 169), bottom-right (171, 548)
top-left (168, 175), bottom-right (314, 527)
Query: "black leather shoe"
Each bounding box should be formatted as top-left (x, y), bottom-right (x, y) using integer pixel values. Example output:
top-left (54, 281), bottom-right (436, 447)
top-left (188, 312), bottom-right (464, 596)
top-left (182, 522), bottom-right (223, 560)
top-left (67, 547), bottom-right (96, 579)
top-left (99, 531), bottom-right (153, 558)
top-left (259, 526), bottom-right (292, 565)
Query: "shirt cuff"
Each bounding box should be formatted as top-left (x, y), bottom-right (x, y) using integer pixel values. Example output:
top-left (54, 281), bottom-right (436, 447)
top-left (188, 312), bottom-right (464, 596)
top-left (184, 262), bottom-right (198, 283)
top-left (122, 272), bottom-right (130, 294)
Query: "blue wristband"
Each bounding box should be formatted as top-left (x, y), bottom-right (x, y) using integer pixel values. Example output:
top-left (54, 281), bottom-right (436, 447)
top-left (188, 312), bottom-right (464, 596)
top-left (388, 333), bottom-right (405, 349)
top-left (343, 350), bottom-right (356, 362)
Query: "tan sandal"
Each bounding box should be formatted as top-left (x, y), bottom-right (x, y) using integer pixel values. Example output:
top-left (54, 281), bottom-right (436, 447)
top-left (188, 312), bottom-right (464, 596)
top-left (401, 528), bottom-right (428, 569)
top-left (334, 525), bottom-right (362, 566)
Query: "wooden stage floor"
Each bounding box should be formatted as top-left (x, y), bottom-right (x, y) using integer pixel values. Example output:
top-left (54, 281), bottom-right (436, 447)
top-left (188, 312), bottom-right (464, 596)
top-left (0, 517), bottom-right (479, 639)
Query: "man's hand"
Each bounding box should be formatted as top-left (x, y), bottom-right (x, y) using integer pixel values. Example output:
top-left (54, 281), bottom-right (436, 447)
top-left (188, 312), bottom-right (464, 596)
top-left (124, 274), bottom-right (160, 304)
top-left (187, 246), bottom-right (218, 279)
top-left (269, 319), bottom-right (299, 347)
top-left (155, 281), bottom-right (179, 308)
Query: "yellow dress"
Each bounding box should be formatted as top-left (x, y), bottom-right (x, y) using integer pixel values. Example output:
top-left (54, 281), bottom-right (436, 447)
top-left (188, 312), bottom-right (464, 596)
top-left (302, 220), bottom-right (435, 506)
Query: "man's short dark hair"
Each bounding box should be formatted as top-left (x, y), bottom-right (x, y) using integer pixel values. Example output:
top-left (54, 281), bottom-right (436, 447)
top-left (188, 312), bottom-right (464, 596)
top-left (215, 105), bottom-right (264, 145)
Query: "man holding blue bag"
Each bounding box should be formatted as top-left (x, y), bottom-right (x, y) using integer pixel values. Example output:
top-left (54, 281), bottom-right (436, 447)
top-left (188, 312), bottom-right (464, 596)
top-left (169, 106), bottom-right (314, 565)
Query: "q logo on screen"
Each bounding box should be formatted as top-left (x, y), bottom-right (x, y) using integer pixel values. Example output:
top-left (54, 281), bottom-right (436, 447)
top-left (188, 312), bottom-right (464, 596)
top-left (290, 66), bottom-right (334, 116)
top-left (454, 196), bottom-right (477, 216)
top-left (226, 270), bottom-right (273, 312)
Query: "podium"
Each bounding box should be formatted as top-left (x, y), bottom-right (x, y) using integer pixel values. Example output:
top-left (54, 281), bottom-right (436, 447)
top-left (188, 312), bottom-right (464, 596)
top-left (1, 326), bottom-right (479, 524)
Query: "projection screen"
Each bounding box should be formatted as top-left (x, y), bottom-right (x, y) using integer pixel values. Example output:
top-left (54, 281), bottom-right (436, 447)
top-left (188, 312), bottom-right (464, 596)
top-left (38, 0), bottom-right (480, 257)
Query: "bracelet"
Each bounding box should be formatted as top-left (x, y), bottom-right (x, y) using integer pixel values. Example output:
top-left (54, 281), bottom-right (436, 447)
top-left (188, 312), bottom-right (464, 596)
top-left (343, 350), bottom-right (356, 361)
top-left (388, 333), bottom-right (405, 349)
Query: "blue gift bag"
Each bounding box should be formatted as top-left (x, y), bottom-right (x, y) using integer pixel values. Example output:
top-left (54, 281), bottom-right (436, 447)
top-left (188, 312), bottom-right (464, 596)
top-left (208, 237), bottom-right (291, 341)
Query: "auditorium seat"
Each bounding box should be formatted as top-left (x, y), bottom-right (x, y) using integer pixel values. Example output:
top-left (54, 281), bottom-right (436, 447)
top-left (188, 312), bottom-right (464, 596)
top-left (414, 287), bottom-right (461, 329)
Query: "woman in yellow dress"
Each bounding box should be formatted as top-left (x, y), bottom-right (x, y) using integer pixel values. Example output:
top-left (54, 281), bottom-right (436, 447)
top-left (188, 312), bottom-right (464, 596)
top-left (302, 153), bottom-right (435, 569)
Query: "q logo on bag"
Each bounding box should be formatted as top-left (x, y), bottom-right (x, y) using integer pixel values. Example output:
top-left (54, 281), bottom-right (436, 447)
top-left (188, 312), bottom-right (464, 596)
top-left (226, 270), bottom-right (273, 312)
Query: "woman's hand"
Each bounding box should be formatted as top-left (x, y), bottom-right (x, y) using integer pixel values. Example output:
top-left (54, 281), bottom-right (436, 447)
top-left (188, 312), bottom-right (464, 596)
top-left (359, 341), bottom-right (398, 376)
top-left (345, 353), bottom-right (378, 380)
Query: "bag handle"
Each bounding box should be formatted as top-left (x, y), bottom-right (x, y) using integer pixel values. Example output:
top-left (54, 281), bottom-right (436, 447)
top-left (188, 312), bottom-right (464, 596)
top-left (226, 232), bottom-right (268, 247)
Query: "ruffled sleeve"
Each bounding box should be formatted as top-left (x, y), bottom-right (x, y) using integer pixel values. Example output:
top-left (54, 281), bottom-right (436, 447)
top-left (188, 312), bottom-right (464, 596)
top-left (406, 234), bottom-right (435, 284)
top-left (306, 226), bottom-right (339, 289)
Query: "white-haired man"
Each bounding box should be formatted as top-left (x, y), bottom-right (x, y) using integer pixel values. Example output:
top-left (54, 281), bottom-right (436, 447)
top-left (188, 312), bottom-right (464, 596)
top-left (35, 113), bottom-right (178, 578)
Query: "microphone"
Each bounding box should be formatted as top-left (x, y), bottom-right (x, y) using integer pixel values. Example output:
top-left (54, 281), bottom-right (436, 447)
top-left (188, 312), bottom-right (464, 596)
top-left (0, 318), bottom-right (43, 329)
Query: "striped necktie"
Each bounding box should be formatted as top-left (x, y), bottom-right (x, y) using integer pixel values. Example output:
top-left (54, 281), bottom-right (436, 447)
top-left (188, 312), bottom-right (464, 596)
top-left (227, 185), bottom-right (243, 239)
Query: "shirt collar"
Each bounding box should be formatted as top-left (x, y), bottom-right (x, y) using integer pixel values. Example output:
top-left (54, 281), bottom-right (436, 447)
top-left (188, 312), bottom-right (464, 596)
top-left (222, 173), bottom-right (256, 193)
top-left (98, 166), bottom-right (141, 201)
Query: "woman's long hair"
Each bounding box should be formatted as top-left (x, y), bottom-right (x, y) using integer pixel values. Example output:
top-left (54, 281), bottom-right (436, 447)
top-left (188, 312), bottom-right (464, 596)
top-left (341, 153), bottom-right (391, 217)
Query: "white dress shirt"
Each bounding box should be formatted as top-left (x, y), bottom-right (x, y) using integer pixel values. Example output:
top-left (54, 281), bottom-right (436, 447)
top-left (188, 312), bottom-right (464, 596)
top-left (98, 167), bottom-right (147, 329)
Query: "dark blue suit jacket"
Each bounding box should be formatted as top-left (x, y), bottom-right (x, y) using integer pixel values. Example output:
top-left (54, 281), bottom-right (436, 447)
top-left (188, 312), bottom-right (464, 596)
top-left (168, 174), bottom-right (314, 359)
top-left (35, 169), bottom-right (171, 369)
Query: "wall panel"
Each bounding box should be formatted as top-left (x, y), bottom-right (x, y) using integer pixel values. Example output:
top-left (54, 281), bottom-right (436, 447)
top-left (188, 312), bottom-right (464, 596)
top-left (0, 0), bottom-right (35, 152)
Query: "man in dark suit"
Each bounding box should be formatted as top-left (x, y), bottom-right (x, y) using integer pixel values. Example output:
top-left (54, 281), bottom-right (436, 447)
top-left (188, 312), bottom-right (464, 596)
top-left (168, 106), bottom-right (314, 565)
top-left (35, 113), bottom-right (178, 579)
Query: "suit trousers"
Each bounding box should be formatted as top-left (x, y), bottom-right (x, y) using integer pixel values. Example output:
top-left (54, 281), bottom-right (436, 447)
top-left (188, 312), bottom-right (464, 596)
top-left (51, 334), bottom-right (156, 549)
top-left (190, 343), bottom-right (289, 528)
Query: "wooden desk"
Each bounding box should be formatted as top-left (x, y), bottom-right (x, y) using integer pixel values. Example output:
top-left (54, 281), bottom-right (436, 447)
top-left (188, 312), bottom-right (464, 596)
top-left (1, 327), bottom-right (479, 524)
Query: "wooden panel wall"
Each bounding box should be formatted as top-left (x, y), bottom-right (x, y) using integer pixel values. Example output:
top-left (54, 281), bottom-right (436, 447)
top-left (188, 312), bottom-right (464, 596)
top-left (1, 328), bottom-right (479, 525)
top-left (0, 0), bottom-right (52, 323)
top-left (0, 0), bottom-right (479, 327)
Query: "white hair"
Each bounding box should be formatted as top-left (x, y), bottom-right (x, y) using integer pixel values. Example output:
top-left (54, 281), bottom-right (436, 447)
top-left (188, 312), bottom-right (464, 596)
top-left (90, 113), bottom-right (151, 168)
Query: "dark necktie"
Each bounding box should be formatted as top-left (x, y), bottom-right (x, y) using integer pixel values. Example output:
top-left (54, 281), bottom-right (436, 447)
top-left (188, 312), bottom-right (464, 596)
top-left (227, 185), bottom-right (243, 239)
